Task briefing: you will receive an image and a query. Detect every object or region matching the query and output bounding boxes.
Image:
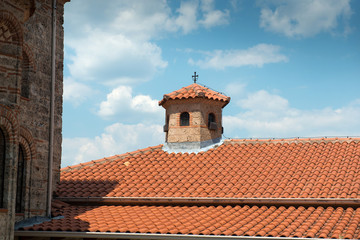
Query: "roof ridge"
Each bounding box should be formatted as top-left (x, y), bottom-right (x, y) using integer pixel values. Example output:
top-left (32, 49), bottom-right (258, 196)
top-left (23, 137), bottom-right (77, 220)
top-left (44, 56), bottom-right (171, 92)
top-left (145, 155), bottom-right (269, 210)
top-left (224, 137), bottom-right (360, 145)
top-left (60, 144), bottom-right (163, 172)
top-left (195, 82), bottom-right (229, 98)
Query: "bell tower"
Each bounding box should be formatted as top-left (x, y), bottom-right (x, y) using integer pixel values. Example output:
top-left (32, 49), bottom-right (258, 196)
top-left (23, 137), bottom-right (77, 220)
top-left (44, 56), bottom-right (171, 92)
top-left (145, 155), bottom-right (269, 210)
top-left (159, 77), bottom-right (230, 151)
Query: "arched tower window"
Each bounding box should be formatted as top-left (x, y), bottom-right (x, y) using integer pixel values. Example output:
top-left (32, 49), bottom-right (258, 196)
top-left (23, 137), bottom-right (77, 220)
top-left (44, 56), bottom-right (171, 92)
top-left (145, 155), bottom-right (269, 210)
top-left (16, 145), bottom-right (26, 213)
top-left (0, 128), bottom-right (5, 208)
top-left (208, 113), bottom-right (217, 130)
top-left (180, 112), bottom-right (190, 126)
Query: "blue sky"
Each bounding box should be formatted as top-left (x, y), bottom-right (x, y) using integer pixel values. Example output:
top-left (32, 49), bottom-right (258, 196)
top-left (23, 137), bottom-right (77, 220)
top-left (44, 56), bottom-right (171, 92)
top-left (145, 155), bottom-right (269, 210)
top-left (62, 0), bottom-right (360, 167)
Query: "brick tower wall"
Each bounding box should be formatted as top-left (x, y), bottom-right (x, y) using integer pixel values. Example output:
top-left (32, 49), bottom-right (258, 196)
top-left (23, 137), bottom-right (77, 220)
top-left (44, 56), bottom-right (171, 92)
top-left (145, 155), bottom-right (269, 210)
top-left (165, 98), bottom-right (224, 143)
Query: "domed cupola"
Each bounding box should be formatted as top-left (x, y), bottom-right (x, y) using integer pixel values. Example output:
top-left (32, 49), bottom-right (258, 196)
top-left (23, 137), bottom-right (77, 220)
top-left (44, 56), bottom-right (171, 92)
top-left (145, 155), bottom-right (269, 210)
top-left (159, 73), bottom-right (230, 151)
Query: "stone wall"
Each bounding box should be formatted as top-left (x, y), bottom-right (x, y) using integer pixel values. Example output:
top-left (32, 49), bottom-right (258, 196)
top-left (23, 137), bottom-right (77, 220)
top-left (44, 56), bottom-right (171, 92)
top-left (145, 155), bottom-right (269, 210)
top-left (0, 0), bottom-right (67, 239)
top-left (0, 210), bottom-right (9, 239)
top-left (20, 0), bottom-right (65, 214)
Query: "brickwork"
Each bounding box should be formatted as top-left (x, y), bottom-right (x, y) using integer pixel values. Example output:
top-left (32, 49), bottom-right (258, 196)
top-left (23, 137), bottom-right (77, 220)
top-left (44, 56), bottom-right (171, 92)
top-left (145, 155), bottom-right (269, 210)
top-left (0, 0), bottom-right (67, 239)
top-left (164, 98), bottom-right (224, 143)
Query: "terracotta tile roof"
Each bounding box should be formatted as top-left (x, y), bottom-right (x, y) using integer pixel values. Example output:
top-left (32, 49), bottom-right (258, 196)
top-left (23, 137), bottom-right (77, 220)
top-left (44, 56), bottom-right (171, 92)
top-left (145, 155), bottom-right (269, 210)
top-left (158, 83), bottom-right (230, 106)
top-left (58, 138), bottom-right (360, 199)
top-left (17, 138), bottom-right (360, 238)
top-left (51, 199), bottom-right (69, 217)
top-left (21, 204), bottom-right (360, 239)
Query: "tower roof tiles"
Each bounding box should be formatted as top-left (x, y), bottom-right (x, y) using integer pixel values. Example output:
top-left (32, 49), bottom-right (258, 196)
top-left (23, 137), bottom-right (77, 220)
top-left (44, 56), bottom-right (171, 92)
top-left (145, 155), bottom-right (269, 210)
top-left (159, 83), bottom-right (230, 107)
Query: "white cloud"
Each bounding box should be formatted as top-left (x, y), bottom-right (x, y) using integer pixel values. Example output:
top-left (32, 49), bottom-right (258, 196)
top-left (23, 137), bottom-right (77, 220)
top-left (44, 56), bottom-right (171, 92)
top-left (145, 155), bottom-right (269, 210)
top-left (239, 90), bottom-right (289, 112)
top-left (199, 9), bottom-right (230, 28)
top-left (174, 0), bottom-right (230, 33)
top-left (98, 86), bottom-right (163, 121)
top-left (259, 0), bottom-right (352, 37)
top-left (224, 90), bottom-right (360, 138)
top-left (199, 0), bottom-right (230, 28)
top-left (64, 0), bottom-right (175, 41)
top-left (131, 95), bottom-right (160, 113)
top-left (189, 44), bottom-right (288, 69)
top-left (109, 0), bottom-right (176, 40)
top-left (63, 77), bottom-right (95, 106)
top-left (67, 0), bottom-right (229, 41)
top-left (175, 1), bottom-right (199, 34)
top-left (67, 31), bottom-right (168, 85)
top-left (62, 123), bottom-right (163, 167)
top-left (63, 0), bottom-right (231, 104)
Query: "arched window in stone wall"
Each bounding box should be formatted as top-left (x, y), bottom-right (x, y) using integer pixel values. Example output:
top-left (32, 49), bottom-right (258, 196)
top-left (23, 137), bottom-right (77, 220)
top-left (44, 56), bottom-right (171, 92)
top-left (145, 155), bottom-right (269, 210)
top-left (15, 145), bottom-right (26, 213)
top-left (0, 128), bottom-right (5, 208)
top-left (21, 44), bottom-right (35, 99)
top-left (0, 105), bottom-right (19, 211)
top-left (21, 52), bottom-right (30, 98)
top-left (0, 11), bottom-right (23, 103)
top-left (0, 11), bottom-right (23, 44)
top-left (16, 127), bottom-right (35, 215)
top-left (180, 112), bottom-right (190, 126)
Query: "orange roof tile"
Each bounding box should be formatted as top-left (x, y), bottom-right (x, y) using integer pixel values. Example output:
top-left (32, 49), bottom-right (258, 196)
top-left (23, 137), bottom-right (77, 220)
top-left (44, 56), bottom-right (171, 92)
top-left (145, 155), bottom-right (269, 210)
top-left (21, 203), bottom-right (360, 239)
top-left (158, 83), bottom-right (230, 106)
top-left (58, 138), bottom-right (360, 199)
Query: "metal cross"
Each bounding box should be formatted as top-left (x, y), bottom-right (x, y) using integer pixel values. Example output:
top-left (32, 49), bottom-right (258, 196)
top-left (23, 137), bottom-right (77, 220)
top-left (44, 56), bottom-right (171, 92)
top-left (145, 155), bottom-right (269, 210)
top-left (192, 72), bottom-right (199, 83)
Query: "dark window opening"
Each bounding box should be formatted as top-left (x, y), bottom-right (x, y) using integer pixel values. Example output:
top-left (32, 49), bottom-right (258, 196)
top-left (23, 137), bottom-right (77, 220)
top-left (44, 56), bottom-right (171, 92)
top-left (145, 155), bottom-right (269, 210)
top-left (208, 113), bottom-right (216, 127)
top-left (164, 115), bottom-right (169, 132)
top-left (180, 112), bottom-right (190, 126)
top-left (16, 145), bottom-right (26, 213)
top-left (208, 113), bottom-right (217, 130)
top-left (21, 52), bottom-right (30, 99)
top-left (21, 73), bottom-right (30, 98)
top-left (0, 128), bottom-right (5, 208)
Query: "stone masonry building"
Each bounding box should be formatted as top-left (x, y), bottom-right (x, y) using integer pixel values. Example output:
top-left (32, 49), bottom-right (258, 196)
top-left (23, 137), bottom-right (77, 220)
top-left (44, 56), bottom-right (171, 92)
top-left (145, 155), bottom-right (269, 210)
top-left (2, 1), bottom-right (360, 239)
top-left (0, 0), bottom-right (68, 239)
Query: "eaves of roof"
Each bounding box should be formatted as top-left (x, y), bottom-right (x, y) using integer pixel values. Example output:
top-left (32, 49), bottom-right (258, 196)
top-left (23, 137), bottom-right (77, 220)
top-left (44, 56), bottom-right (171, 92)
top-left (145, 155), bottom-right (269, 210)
top-left (18, 203), bottom-right (360, 238)
top-left (14, 231), bottom-right (334, 240)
